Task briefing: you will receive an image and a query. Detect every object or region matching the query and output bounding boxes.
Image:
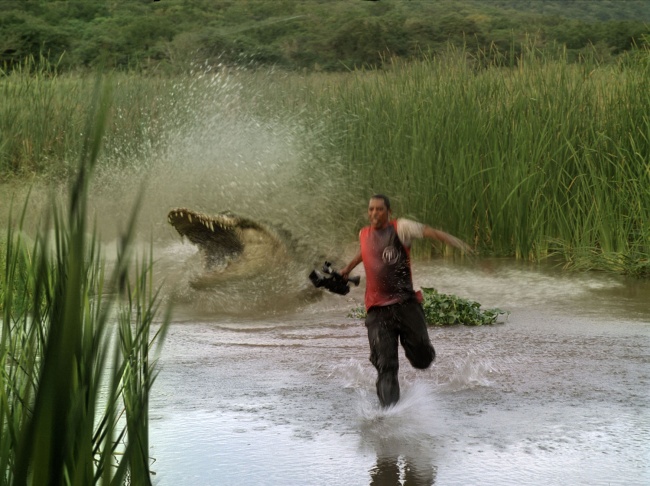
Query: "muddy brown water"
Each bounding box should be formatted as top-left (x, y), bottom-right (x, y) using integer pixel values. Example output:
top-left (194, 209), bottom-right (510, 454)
top-left (149, 255), bottom-right (650, 486)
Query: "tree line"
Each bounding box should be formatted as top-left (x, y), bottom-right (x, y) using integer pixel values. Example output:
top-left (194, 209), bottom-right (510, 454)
top-left (1, 0), bottom-right (649, 72)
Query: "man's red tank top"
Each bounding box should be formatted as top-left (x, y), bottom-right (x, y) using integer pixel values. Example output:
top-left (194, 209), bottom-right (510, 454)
top-left (360, 220), bottom-right (416, 310)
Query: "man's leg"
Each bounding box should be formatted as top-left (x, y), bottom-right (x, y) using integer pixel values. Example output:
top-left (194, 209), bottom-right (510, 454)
top-left (398, 301), bottom-right (435, 369)
top-left (365, 306), bottom-right (400, 407)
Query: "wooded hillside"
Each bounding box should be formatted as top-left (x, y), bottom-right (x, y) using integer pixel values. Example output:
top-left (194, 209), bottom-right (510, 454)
top-left (2, 0), bottom-right (649, 71)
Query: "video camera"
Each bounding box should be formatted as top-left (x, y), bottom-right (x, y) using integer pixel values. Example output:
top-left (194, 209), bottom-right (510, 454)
top-left (309, 261), bottom-right (360, 296)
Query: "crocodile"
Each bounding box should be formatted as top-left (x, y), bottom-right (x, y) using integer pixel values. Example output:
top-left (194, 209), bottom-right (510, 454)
top-left (167, 207), bottom-right (293, 273)
top-left (167, 207), bottom-right (347, 314)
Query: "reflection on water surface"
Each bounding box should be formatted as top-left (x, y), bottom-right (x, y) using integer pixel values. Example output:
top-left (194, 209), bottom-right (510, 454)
top-left (150, 258), bottom-right (649, 485)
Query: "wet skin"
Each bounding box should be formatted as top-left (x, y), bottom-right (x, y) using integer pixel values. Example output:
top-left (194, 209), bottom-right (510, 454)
top-left (368, 198), bottom-right (391, 229)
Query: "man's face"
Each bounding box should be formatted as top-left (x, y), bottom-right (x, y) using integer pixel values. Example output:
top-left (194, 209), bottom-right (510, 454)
top-left (368, 198), bottom-right (390, 229)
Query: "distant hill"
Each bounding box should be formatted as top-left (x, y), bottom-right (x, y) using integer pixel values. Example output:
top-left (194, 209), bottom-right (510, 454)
top-left (477, 0), bottom-right (650, 22)
top-left (1, 0), bottom-right (649, 72)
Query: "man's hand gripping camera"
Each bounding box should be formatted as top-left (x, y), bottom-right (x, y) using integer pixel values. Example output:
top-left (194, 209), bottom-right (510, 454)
top-left (309, 261), bottom-right (360, 296)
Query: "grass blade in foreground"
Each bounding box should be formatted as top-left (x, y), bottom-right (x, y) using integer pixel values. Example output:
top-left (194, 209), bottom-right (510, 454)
top-left (2, 78), bottom-right (170, 485)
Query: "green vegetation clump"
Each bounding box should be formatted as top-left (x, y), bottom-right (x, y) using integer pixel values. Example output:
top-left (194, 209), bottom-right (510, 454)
top-left (0, 82), bottom-right (170, 484)
top-left (348, 287), bottom-right (508, 326)
top-left (420, 288), bottom-right (508, 326)
top-left (0, 233), bottom-right (32, 315)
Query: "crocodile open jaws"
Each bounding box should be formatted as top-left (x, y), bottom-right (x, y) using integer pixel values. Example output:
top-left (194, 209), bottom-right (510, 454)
top-left (167, 207), bottom-right (289, 272)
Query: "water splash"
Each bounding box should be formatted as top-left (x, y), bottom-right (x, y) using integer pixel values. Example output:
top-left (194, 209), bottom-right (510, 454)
top-left (327, 358), bottom-right (443, 439)
top-left (78, 67), bottom-right (359, 314)
top-left (440, 349), bottom-right (501, 391)
top-left (356, 382), bottom-right (442, 485)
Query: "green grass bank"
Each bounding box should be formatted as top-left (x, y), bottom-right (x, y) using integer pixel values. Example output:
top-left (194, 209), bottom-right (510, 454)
top-left (303, 47), bottom-right (650, 276)
top-left (1, 47), bottom-right (649, 276)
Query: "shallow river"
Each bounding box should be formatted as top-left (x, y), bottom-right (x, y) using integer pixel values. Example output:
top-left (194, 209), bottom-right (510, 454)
top-left (3, 69), bottom-right (647, 485)
top-left (149, 257), bottom-right (650, 486)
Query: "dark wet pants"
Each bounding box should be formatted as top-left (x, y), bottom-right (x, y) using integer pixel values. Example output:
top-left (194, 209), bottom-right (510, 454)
top-left (365, 299), bottom-right (436, 407)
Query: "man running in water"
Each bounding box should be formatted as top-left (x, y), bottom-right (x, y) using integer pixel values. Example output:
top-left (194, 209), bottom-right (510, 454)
top-left (340, 194), bottom-right (471, 407)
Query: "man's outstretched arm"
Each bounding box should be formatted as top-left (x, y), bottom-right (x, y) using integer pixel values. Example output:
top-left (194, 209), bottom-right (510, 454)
top-left (422, 226), bottom-right (473, 254)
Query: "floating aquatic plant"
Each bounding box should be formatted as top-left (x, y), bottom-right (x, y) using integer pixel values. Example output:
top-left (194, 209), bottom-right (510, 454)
top-left (348, 287), bottom-right (508, 326)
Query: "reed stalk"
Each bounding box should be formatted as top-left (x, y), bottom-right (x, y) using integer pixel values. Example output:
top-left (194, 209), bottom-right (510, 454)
top-left (0, 57), bottom-right (185, 181)
top-left (0, 77), bottom-right (170, 484)
top-left (305, 43), bottom-right (650, 275)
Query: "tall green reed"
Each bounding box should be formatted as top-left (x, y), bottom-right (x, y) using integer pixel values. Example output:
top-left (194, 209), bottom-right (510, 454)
top-left (0, 77), bottom-right (170, 484)
top-left (3, 50), bottom-right (648, 275)
top-left (305, 43), bottom-right (650, 275)
top-left (0, 57), bottom-right (186, 181)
